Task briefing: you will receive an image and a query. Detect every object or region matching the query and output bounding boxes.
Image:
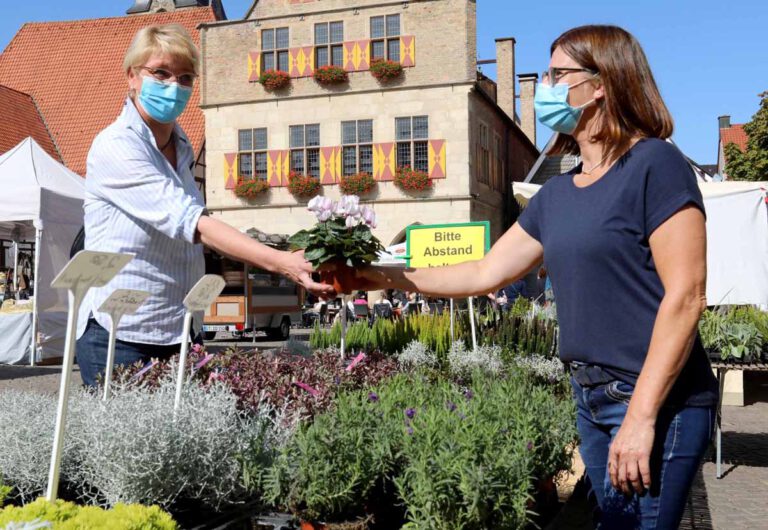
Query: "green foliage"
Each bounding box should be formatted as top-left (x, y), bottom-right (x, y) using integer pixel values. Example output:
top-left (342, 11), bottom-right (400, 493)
top-left (0, 477), bottom-right (10, 507)
top-left (267, 372), bottom-right (577, 528)
top-left (477, 307), bottom-right (559, 359)
top-left (0, 499), bottom-right (177, 529)
top-left (310, 313), bottom-right (459, 358)
top-left (289, 216), bottom-right (383, 268)
top-left (724, 91), bottom-right (768, 181)
top-left (699, 306), bottom-right (767, 361)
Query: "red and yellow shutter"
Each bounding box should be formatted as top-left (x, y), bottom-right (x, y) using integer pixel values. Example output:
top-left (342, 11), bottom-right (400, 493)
top-left (281, 149), bottom-right (291, 184)
top-left (428, 140), bottom-right (446, 179)
top-left (373, 143), bottom-right (395, 181)
top-left (357, 40), bottom-right (371, 71)
top-left (343, 41), bottom-right (357, 72)
top-left (224, 153), bottom-right (238, 189)
top-left (400, 35), bottom-right (416, 68)
top-left (334, 146), bottom-right (343, 180)
top-left (320, 147), bottom-right (335, 184)
top-left (288, 48), bottom-right (300, 77)
top-left (247, 51), bottom-right (261, 82)
top-left (302, 46), bottom-right (315, 76)
top-left (267, 150), bottom-right (282, 187)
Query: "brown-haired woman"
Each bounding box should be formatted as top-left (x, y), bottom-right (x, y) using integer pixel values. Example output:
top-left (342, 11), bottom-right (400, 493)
top-left (358, 25), bottom-right (716, 528)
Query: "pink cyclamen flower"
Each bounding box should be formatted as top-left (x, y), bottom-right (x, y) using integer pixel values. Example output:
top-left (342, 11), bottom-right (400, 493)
top-left (345, 215), bottom-right (357, 228)
top-left (361, 206), bottom-right (377, 228)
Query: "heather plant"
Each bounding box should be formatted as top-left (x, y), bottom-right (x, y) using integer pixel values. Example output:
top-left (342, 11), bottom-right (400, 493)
top-left (447, 341), bottom-right (503, 376)
top-left (68, 371), bottom-right (283, 509)
top-left (396, 340), bottom-right (438, 370)
top-left (0, 499), bottom-right (177, 530)
top-left (0, 391), bottom-right (75, 502)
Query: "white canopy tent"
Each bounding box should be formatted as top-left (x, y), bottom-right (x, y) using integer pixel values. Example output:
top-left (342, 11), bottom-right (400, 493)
top-left (513, 181), bottom-right (768, 307)
top-left (0, 138), bottom-right (85, 364)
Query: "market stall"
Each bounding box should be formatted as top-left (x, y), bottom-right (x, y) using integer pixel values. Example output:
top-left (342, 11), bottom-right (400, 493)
top-left (0, 137), bottom-right (84, 364)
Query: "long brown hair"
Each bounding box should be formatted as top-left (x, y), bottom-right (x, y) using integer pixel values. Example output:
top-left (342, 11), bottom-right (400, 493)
top-left (548, 25), bottom-right (673, 157)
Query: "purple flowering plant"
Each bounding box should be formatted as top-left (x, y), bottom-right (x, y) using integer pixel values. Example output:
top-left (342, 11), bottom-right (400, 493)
top-left (288, 194), bottom-right (384, 269)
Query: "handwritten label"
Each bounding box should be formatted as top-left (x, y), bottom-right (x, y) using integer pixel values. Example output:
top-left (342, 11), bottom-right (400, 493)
top-left (345, 352), bottom-right (366, 372)
top-left (183, 275), bottom-right (225, 311)
top-left (98, 289), bottom-right (150, 316)
top-left (130, 359), bottom-right (158, 381)
top-left (292, 381), bottom-right (320, 397)
top-left (51, 251), bottom-right (134, 290)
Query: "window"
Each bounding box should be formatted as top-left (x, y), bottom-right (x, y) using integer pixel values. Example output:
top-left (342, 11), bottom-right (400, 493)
top-left (261, 27), bottom-right (290, 73)
top-left (341, 120), bottom-right (374, 176)
top-left (238, 128), bottom-right (268, 181)
top-left (395, 116), bottom-right (428, 173)
top-left (289, 124), bottom-right (321, 178)
top-left (478, 123), bottom-right (490, 184)
top-left (370, 14), bottom-right (400, 62)
top-left (493, 133), bottom-right (504, 191)
top-left (315, 22), bottom-right (344, 68)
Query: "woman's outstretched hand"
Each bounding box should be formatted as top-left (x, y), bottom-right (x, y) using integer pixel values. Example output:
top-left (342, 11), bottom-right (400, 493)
top-left (277, 250), bottom-right (336, 298)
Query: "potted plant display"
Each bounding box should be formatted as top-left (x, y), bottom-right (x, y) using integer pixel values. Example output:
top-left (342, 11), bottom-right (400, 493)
top-left (370, 59), bottom-right (403, 82)
top-left (288, 195), bottom-right (383, 294)
top-left (394, 166), bottom-right (432, 193)
top-left (338, 172), bottom-right (376, 196)
top-left (313, 65), bottom-right (349, 85)
top-left (234, 178), bottom-right (270, 199)
top-left (259, 69), bottom-right (291, 91)
top-left (287, 172), bottom-right (322, 199)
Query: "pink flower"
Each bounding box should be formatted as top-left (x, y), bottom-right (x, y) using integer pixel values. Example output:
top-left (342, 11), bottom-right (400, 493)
top-left (361, 206), bottom-right (377, 228)
top-left (345, 215), bottom-right (357, 228)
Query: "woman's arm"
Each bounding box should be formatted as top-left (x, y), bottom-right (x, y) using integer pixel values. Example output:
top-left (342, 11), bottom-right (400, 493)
top-left (358, 223), bottom-right (544, 298)
top-left (608, 204), bottom-right (707, 495)
top-left (196, 215), bottom-right (334, 298)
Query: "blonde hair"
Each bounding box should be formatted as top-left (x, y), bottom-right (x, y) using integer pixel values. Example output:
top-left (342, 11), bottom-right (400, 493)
top-left (123, 24), bottom-right (200, 75)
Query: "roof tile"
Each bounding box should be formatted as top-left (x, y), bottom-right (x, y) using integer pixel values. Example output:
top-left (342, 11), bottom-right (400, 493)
top-left (720, 124), bottom-right (748, 152)
top-left (0, 85), bottom-right (61, 161)
top-left (0, 7), bottom-right (218, 176)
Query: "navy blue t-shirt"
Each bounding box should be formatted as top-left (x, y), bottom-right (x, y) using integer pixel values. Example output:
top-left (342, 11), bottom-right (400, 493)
top-left (518, 138), bottom-right (717, 406)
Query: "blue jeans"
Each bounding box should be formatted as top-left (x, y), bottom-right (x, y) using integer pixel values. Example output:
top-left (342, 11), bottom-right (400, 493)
top-left (76, 318), bottom-right (183, 388)
top-left (571, 377), bottom-right (715, 529)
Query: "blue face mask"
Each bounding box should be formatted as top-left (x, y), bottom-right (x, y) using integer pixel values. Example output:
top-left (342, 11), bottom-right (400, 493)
top-left (534, 80), bottom-right (595, 135)
top-left (138, 76), bottom-right (192, 124)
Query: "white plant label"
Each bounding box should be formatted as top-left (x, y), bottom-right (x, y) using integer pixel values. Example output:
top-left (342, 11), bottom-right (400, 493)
top-left (183, 274), bottom-right (225, 311)
top-left (98, 289), bottom-right (150, 316)
top-left (51, 251), bottom-right (134, 291)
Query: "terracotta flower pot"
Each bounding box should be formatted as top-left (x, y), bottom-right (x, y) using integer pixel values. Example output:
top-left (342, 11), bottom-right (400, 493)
top-left (318, 260), bottom-right (357, 295)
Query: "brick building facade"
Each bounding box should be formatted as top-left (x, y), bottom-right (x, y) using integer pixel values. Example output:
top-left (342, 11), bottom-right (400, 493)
top-left (201, 0), bottom-right (538, 246)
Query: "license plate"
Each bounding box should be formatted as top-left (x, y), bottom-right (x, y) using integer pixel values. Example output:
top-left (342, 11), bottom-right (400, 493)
top-left (203, 325), bottom-right (227, 332)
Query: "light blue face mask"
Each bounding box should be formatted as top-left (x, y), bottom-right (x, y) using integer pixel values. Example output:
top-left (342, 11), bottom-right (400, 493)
top-left (534, 79), bottom-right (595, 135)
top-left (138, 76), bottom-right (192, 124)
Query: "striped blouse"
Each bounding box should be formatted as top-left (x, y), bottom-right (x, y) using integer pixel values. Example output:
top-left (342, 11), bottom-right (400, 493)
top-left (76, 99), bottom-right (207, 345)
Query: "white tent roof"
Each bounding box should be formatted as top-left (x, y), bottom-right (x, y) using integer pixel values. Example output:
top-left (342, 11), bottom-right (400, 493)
top-left (0, 137), bottom-right (84, 226)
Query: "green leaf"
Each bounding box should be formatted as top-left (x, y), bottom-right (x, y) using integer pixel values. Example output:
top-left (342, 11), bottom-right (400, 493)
top-left (288, 230), bottom-right (311, 250)
top-left (304, 247), bottom-right (327, 262)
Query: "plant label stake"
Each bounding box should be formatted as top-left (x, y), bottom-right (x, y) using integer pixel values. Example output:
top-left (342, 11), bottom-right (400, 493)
top-left (449, 298), bottom-right (455, 342)
top-left (468, 297), bottom-right (478, 351)
top-left (98, 289), bottom-right (150, 400)
top-left (46, 250), bottom-right (134, 501)
top-left (340, 295), bottom-right (347, 360)
top-left (175, 275), bottom-right (225, 412)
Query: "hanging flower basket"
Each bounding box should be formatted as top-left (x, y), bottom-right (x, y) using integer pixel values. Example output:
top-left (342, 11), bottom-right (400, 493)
top-left (314, 65), bottom-right (349, 85)
top-left (233, 178), bottom-right (270, 199)
top-left (259, 69), bottom-right (291, 91)
top-left (394, 166), bottom-right (432, 193)
top-left (338, 172), bottom-right (376, 196)
top-left (370, 59), bottom-right (403, 81)
top-left (288, 171), bottom-right (322, 198)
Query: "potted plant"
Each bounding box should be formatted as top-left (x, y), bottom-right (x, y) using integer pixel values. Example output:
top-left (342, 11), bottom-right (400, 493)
top-left (370, 59), bottom-right (403, 82)
top-left (313, 65), bottom-right (349, 85)
top-left (338, 172), bottom-right (376, 196)
top-left (259, 69), bottom-right (291, 91)
top-left (288, 195), bottom-right (383, 294)
top-left (234, 178), bottom-right (270, 200)
top-left (394, 166), bottom-right (432, 193)
top-left (288, 172), bottom-right (322, 199)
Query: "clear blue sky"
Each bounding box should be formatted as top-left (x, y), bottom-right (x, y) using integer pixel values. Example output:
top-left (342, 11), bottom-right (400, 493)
top-left (2, 0), bottom-right (765, 165)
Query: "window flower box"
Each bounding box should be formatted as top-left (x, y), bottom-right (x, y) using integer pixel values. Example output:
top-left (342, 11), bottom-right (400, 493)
top-left (287, 172), bottom-right (322, 198)
top-left (234, 178), bottom-right (270, 200)
top-left (259, 69), bottom-right (291, 91)
top-left (370, 59), bottom-right (403, 81)
top-left (313, 65), bottom-right (349, 85)
top-left (394, 166), bottom-right (432, 193)
top-left (338, 172), bottom-right (376, 196)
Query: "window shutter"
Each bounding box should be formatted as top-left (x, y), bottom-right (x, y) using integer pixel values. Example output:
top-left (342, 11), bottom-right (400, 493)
top-left (343, 41), bottom-right (356, 72)
top-left (303, 46), bottom-right (315, 76)
top-left (268, 150), bottom-right (282, 187)
top-left (400, 35), bottom-right (415, 67)
top-left (288, 48), bottom-right (299, 77)
top-left (248, 51), bottom-right (261, 82)
top-left (374, 143), bottom-right (395, 181)
top-left (320, 147), bottom-right (335, 184)
top-left (281, 149), bottom-right (291, 184)
top-left (357, 40), bottom-right (371, 71)
top-left (428, 140), bottom-right (446, 179)
top-left (224, 153), bottom-right (238, 189)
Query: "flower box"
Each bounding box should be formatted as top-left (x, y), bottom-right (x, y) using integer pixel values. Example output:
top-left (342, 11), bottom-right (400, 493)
top-left (370, 59), bottom-right (403, 81)
top-left (234, 178), bottom-right (270, 200)
top-left (394, 166), bottom-right (432, 193)
top-left (313, 65), bottom-right (349, 85)
top-left (259, 69), bottom-right (291, 91)
top-left (338, 172), bottom-right (376, 196)
top-left (287, 172), bottom-right (322, 198)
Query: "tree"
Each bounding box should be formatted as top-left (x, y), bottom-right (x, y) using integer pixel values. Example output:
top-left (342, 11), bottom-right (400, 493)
top-left (724, 91), bottom-right (768, 181)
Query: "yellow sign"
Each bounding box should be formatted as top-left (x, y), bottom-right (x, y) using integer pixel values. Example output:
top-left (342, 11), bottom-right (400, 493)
top-left (406, 222), bottom-right (490, 268)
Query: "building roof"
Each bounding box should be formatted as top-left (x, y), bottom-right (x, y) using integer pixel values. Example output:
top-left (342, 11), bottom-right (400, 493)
top-left (0, 85), bottom-right (61, 162)
top-left (720, 124), bottom-right (748, 152)
top-left (0, 7), bottom-right (220, 176)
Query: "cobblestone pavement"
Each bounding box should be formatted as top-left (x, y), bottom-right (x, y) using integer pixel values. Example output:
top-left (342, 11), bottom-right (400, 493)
top-left (1, 363), bottom-right (766, 530)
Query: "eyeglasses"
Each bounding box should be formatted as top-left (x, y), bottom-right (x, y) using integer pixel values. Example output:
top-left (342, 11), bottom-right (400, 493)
top-left (139, 66), bottom-right (197, 87)
top-left (541, 67), bottom-right (598, 87)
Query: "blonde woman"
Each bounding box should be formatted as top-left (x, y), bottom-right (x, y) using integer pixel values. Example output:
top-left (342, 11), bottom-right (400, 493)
top-left (359, 25), bottom-right (717, 529)
top-left (76, 25), bottom-right (332, 387)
